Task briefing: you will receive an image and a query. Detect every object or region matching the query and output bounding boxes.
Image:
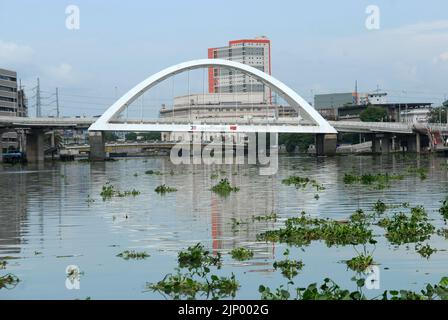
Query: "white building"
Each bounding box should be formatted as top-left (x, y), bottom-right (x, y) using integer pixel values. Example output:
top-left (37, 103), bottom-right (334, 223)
top-left (159, 92), bottom-right (297, 143)
top-left (400, 108), bottom-right (431, 123)
top-left (208, 37), bottom-right (271, 102)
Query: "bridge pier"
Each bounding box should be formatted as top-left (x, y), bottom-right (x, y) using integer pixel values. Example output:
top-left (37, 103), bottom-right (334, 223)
top-left (407, 133), bottom-right (421, 153)
top-left (370, 133), bottom-right (393, 153)
top-left (315, 133), bottom-right (337, 156)
top-left (26, 129), bottom-right (45, 162)
top-left (89, 131), bottom-right (106, 161)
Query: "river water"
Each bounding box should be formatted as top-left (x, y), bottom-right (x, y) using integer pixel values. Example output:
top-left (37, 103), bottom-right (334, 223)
top-left (1, 154), bottom-right (448, 299)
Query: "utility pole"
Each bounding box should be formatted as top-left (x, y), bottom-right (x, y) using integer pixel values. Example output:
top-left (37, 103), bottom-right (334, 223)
top-left (55, 87), bottom-right (60, 118)
top-left (36, 78), bottom-right (41, 117)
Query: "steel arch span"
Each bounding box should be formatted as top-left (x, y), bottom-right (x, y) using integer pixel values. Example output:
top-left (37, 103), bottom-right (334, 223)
top-left (88, 59), bottom-right (337, 134)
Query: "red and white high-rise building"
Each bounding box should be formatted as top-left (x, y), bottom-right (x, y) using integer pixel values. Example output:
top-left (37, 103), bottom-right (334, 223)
top-left (208, 36), bottom-right (271, 103)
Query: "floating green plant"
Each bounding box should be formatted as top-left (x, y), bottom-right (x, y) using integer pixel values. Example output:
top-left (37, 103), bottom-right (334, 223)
top-left (0, 260), bottom-right (6, 270)
top-left (116, 250), bottom-right (150, 260)
top-left (155, 184), bottom-right (177, 194)
top-left (260, 277), bottom-right (448, 300)
top-left (415, 243), bottom-right (437, 259)
top-left (378, 206), bottom-right (435, 245)
top-left (437, 228), bottom-right (448, 239)
top-left (0, 274), bottom-right (20, 290)
top-left (273, 252), bottom-right (304, 281)
top-left (211, 178), bottom-right (239, 195)
top-left (148, 243), bottom-right (238, 299)
top-left (178, 243), bottom-right (221, 271)
top-left (439, 197), bottom-right (448, 220)
top-left (230, 218), bottom-right (248, 231)
top-left (346, 254), bottom-right (374, 272)
top-left (343, 173), bottom-right (404, 189)
top-left (230, 247), bottom-right (254, 261)
top-left (252, 212), bottom-right (278, 222)
top-left (147, 270), bottom-right (239, 300)
top-left (100, 182), bottom-right (140, 199)
top-left (258, 211), bottom-right (374, 248)
top-left (260, 278), bottom-right (365, 300)
top-left (282, 176), bottom-right (325, 191)
top-left (373, 200), bottom-right (387, 214)
top-left (407, 166), bottom-right (427, 180)
top-left (145, 170), bottom-right (162, 175)
top-left (210, 173), bottom-right (219, 179)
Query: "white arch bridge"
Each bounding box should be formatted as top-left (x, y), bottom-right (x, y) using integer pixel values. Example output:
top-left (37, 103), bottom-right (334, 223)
top-left (88, 59), bottom-right (336, 135)
top-left (85, 59), bottom-right (338, 160)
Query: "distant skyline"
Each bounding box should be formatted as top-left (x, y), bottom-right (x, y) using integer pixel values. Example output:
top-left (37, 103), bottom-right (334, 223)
top-left (1, 0), bottom-right (448, 117)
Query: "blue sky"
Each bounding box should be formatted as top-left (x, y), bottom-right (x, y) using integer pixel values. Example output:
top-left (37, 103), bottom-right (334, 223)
top-left (1, 0), bottom-right (448, 116)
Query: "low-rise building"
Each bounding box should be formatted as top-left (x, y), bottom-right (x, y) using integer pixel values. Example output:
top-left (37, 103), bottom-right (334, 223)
top-left (159, 92), bottom-right (297, 143)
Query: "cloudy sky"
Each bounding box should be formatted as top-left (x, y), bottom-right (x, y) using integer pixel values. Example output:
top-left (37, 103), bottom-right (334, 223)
top-left (1, 0), bottom-right (448, 116)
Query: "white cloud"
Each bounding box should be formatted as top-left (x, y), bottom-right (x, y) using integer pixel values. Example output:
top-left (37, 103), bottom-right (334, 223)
top-left (435, 52), bottom-right (448, 63)
top-left (0, 40), bottom-right (34, 65)
top-left (44, 63), bottom-right (75, 83)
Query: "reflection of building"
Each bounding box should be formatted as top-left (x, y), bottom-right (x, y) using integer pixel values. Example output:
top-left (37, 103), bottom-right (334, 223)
top-left (208, 37), bottom-right (271, 102)
top-left (159, 92), bottom-right (297, 142)
top-left (0, 172), bottom-right (28, 256)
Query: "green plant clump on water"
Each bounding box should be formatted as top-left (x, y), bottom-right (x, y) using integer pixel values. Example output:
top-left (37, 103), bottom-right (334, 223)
top-left (281, 176), bottom-right (325, 191)
top-left (230, 247), bottom-right (254, 261)
top-left (259, 277), bottom-right (448, 300)
top-left (116, 250), bottom-right (150, 260)
top-left (407, 166), bottom-right (427, 180)
top-left (415, 243), bottom-right (437, 259)
top-left (148, 271), bottom-right (239, 300)
top-left (177, 243), bottom-right (221, 271)
top-left (378, 206), bottom-right (435, 245)
top-left (439, 197), bottom-right (448, 220)
top-left (0, 274), bottom-right (20, 290)
top-left (257, 211), bottom-right (374, 247)
top-left (154, 184), bottom-right (177, 194)
top-left (373, 200), bottom-right (387, 215)
top-left (252, 212), bottom-right (278, 222)
top-left (147, 243), bottom-right (239, 299)
top-left (346, 254), bottom-right (374, 272)
top-left (437, 228), bottom-right (448, 239)
top-left (100, 182), bottom-right (140, 200)
top-left (273, 257), bottom-right (304, 281)
top-left (343, 173), bottom-right (404, 189)
top-left (145, 170), bottom-right (162, 175)
top-left (211, 178), bottom-right (239, 195)
top-left (0, 260), bottom-right (6, 270)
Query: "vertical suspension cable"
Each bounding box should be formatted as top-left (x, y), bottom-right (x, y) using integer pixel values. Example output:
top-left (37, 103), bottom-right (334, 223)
top-left (188, 70), bottom-right (191, 122)
top-left (172, 75), bottom-right (175, 121)
top-left (140, 92), bottom-right (144, 122)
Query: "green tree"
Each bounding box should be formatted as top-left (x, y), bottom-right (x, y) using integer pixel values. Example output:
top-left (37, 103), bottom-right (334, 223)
top-left (360, 106), bottom-right (388, 122)
top-left (279, 133), bottom-right (315, 153)
top-left (141, 132), bottom-right (161, 141)
top-left (429, 106), bottom-right (448, 123)
top-left (104, 132), bottom-right (119, 142)
top-left (125, 132), bottom-right (138, 141)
